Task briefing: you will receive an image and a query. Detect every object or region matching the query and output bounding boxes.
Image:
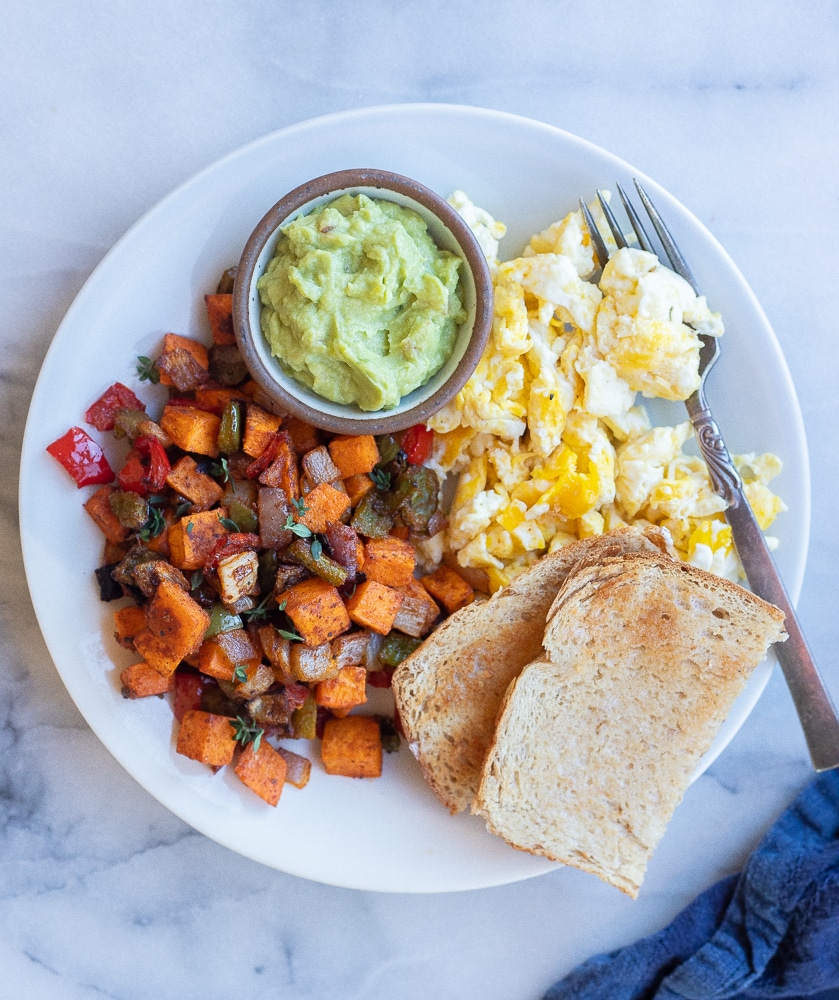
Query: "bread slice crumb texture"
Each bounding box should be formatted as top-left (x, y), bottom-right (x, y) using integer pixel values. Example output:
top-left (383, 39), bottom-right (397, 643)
top-left (472, 555), bottom-right (786, 897)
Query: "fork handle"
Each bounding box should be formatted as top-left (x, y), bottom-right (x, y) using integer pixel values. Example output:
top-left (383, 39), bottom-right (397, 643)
top-left (686, 390), bottom-right (839, 772)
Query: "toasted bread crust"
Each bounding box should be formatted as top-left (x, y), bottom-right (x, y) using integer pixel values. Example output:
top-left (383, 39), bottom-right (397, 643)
top-left (392, 527), bottom-right (673, 813)
top-left (472, 554), bottom-right (786, 896)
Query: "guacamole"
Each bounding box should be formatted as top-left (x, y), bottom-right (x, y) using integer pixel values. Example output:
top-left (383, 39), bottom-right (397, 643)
top-left (257, 193), bottom-right (467, 411)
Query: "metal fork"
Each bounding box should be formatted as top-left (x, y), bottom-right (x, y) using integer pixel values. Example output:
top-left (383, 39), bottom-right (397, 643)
top-left (581, 181), bottom-right (839, 772)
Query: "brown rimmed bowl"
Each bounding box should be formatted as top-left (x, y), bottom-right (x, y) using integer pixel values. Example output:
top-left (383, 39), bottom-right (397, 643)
top-left (232, 168), bottom-right (493, 435)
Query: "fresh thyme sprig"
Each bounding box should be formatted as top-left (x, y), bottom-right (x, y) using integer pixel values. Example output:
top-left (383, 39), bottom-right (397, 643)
top-left (230, 715), bottom-right (264, 752)
top-left (136, 355), bottom-right (160, 384)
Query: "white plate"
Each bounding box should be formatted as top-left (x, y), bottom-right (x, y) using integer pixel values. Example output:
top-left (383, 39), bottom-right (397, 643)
top-left (19, 104), bottom-right (809, 893)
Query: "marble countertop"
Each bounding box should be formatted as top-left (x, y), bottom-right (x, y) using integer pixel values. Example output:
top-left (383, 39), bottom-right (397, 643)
top-left (3, 3), bottom-right (838, 997)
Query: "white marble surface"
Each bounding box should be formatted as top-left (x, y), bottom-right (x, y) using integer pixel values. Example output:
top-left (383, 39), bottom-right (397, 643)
top-left (3, 2), bottom-right (838, 997)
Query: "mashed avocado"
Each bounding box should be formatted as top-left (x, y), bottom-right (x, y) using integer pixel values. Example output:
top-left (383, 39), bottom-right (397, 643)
top-left (257, 193), bottom-right (466, 411)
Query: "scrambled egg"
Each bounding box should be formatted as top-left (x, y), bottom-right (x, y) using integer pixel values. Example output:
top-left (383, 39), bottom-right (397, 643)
top-left (423, 194), bottom-right (785, 591)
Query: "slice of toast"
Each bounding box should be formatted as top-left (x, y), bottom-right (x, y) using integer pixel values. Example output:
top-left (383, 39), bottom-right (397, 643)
top-left (472, 553), bottom-right (787, 897)
top-left (391, 526), bottom-right (674, 814)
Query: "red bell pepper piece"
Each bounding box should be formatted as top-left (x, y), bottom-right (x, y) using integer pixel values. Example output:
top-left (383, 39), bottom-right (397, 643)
top-left (283, 682), bottom-right (310, 713)
top-left (245, 429), bottom-right (292, 480)
top-left (84, 382), bottom-right (146, 431)
top-left (117, 453), bottom-right (147, 494)
top-left (117, 435), bottom-right (171, 496)
top-left (46, 427), bottom-right (115, 487)
top-left (400, 424), bottom-right (434, 465)
top-left (173, 671), bottom-right (205, 722)
top-left (137, 436), bottom-right (171, 491)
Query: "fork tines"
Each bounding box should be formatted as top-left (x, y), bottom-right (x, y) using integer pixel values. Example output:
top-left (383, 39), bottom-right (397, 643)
top-left (582, 181), bottom-right (700, 293)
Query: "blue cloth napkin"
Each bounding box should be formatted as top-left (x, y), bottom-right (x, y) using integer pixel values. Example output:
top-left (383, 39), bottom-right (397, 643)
top-left (544, 770), bottom-right (839, 1000)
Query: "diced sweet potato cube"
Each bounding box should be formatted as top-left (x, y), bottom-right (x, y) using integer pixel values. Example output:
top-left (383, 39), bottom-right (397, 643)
top-left (204, 293), bottom-right (236, 345)
top-left (321, 716), bottom-right (382, 778)
top-left (84, 486), bottom-right (131, 544)
top-left (119, 661), bottom-right (174, 698)
top-left (327, 435), bottom-right (380, 478)
top-left (236, 379), bottom-right (262, 400)
top-left (331, 631), bottom-right (372, 668)
top-left (160, 405), bottom-right (220, 457)
top-left (157, 333), bottom-right (210, 388)
top-left (419, 565), bottom-right (475, 614)
top-left (234, 740), bottom-right (287, 806)
top-left (166, 455), bottom-right (224, 511)
top-left (392, 578), bottom-right (441, 638)
top-left (195, 641), bottom-right (234, 681)
top-left (280, 577), bottom-right (351, 646)
top-left (133, 579), bottom-right (211, 677)
top-left (242, 404), bottom-right (283, 458)
top-left (343, 472), bottom-right (375, 506)
top-left (276, 747), bottom-right (311, 788)
top-left (168, 508), bottom-right (230, 571)
top-left (198, 627), bottom-right (261, 681)
top-left (314, 665), bottom-right (367, 717)
top-left (363, 537), bottom-right (416, 588)
top-left (193, 386), bottom-right (246, 414)
top-left (176, 710), bottom-right (236, 766)
top-left (113, 604), bottom-right (148, 649)
top-left (345, 580), bottom-right (403, 635)
top-left (289, 641), bottom-right (339, 683)
top-left (283, 417), bottom-right (321, 455)
top-left (298, 483), bottom-right (351, 534)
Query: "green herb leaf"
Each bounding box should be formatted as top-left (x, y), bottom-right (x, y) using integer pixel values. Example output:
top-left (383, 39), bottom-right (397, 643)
top-left (371, 467), bottom-right (391, 490)
top-left (310, 537), bottom-right (323, 561)
top-left (174, 501), bottom-right (192, 518)
top-left (276, 600), bottom-right (287, 612)
top-left (283, 515), bottom-right (312, 538)
top-left (209, 457), bottom-right (230, 483)
top-left (137, 505), bottom-right (165, 541)
top-left (190, 569), bottom-right (204, 590)
top-left (186, 520), bottom-right (194, 535)
top-left (291, 496), bottom-right (310, 516)
top-left (230, 715), bottom-right (264, 752)
top-left (219, 516), bottom-right (240, 532)
top-left (136, 355), bottom-right (160, 384)
top-left (277, 627), bottom-right (303, 643)
top-left (232, 664), bottom-right (249, 684)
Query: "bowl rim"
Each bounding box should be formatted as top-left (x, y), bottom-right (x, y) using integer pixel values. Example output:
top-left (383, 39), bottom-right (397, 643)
top-left (232, 167), bottom-right (493, 435)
